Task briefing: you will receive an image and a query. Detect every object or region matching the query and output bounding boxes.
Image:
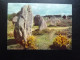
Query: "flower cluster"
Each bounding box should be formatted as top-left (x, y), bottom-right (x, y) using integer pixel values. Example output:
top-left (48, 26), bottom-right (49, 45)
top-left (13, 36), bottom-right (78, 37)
top-left (27, 35), bottom-right (36, 42)
top-left (53, 34), bottom-right (70, 49)
top-left (22, 35), bottom-right (38, 50)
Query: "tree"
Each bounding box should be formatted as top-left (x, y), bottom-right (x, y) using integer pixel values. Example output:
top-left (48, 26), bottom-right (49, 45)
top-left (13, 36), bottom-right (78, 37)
top-left (8, 13), bottom-right (16, 21)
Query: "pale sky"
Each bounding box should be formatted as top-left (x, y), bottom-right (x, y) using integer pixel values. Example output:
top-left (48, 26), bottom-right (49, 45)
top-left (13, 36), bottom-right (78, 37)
top-left (8, 3), bottom-right (72, 16)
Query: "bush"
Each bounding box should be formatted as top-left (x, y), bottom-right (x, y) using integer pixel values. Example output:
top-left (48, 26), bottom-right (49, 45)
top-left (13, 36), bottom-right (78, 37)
top-left (55, 30), bottom-right (68, 35)
top-left (7, 32), bottom-right (14, 37)
top-left (32, 29), bottom-right (54, 35)
top-left (56, 23), bottom-right (67, 27)
top-left (50, 34), bottom-right (71, 50)
top-left (32, 29), bottom-right (43, 35)
top-left (64, 27), bottom-right (72, 38)
top-left (48, 25), bottom-right (56, 27)
top-left (22, 35), bottom-right (38, 50)
top-left (42, 29), bottom-right (54, 33)
top-left (8, 13), bottom-right (16, 21)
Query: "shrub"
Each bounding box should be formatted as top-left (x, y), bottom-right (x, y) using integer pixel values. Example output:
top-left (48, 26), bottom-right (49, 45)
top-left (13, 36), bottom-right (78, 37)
top-left (32, 29), bottom-right (43, 35)
top-left (32, 29), bottom-right (54, 35)
top-left (50, 34), bottom-right (71, 50)
top-left (56, 22), bottom-right (67, 27)
top-left (67, 27), bottom-right (72, 38)
top-left (55, 30), bottom-right (68, 35)
top-left (7, 32), bottom-right (14, 37)
top-left (42, 29), bottom-right (53, 33)
top-left (48, 25), bottom-right (56, 27)
top-left (8, 13), bottom-right (16, 21)
top-left (22, 35), bottom-right (38, 50)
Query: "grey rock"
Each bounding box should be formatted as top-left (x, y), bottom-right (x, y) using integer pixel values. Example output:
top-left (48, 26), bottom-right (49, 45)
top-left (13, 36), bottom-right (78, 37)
top-left (34, 15), bottom-right (40, 26)
top-left (34, 15), bottom-right (47, 30)
top-left (13, 5), bottom-right (33, 42)
top-left (39, 17), bottom-right (47, 30)
top-left (12, 16), bottom-right (18, 25)
top-left (47, 17), bottom-right (61, 26)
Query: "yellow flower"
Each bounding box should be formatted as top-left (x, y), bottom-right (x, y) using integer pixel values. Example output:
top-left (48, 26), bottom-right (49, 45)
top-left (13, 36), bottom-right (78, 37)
top-left (23, 35), bottom-right (38, 49)
top-left (25, 45), bottom-right (28, 48)
top-left (53, 34), bottom-right (70, 48)
top-left (28, 41), bottom-right (31, 43)
top-left (22, 40), bottom-right (25, 44)
top-left (25, 44), bottom-right (28, 48)
top-left (27, 35), bottom-right (36, 41)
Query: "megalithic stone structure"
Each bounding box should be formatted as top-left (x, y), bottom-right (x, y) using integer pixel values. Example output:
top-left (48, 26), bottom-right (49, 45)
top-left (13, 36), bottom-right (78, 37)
top-left (34, 15), bottom-right (47, 31)
top-left (13, 5), bottom-right (33, 43)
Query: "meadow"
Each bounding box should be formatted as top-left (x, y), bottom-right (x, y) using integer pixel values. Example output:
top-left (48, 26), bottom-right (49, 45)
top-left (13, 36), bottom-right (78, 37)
top-left (7, 20), bottom-right (72, 50)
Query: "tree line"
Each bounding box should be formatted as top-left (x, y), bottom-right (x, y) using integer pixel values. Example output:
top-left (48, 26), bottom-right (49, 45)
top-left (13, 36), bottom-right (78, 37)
top-left (8, 13), bottom-right (16, 21)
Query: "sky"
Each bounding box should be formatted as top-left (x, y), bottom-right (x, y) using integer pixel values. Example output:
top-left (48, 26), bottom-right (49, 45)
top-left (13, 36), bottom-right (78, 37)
top-left (8, 3), bottom-right (72, 16)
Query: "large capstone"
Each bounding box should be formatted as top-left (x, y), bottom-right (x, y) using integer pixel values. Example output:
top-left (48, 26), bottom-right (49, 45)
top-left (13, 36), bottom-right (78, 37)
top-left (13, 5), bottom-right (33, 42)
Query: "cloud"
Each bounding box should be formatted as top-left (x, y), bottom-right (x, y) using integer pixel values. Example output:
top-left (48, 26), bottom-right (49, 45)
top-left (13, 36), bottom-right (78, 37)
top-left (8, 3), bottom-right (72, 16)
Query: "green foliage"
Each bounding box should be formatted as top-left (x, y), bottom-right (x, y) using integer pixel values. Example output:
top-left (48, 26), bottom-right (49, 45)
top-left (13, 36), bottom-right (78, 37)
top-left (35, 34), bottom-right (54, 50)
top-left (8, 13), bottom-right (16, 21)
top-left (7, 19), bottom-right (72, 50)
top-left (48, 25), bottom-right (56, 27)
top-left (32, 29), bottom-right (54, 35)
top-left (55, 30), bottom-right (68, 35)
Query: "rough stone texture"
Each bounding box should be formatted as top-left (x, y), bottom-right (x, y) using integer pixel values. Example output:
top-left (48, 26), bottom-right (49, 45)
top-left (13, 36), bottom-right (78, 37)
top-left (39, 17), bottom-right (47, 30)
top-left (47, 17), bottom-right (61, 26)
top-left (34, 15), bottom-right (40, 26)
top-left (34, 15), bottom-right (47, 30)
top-left (13, 5), bottom-right (33, 42)
top-left (12, 16), bottom-right (18, 25)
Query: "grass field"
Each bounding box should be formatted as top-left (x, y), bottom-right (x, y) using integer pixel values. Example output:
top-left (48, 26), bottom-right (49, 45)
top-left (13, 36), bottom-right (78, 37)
top-left (7, 21), bottom-right (72, 50)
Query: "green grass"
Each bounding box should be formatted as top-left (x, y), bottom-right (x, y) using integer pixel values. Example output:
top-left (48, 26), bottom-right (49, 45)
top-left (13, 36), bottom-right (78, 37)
top-left (7, 20), bottom-right (71, 50)
top-left (7, 37), bottom-right (14, 40)
top-left (7, 21), bottom-right (14, 33)
top-left (35, 35), bottom-right (53, 50)
top-left (7, 21), bottom-right (14, 39)
top-left (35, 31), bottom-right (57, 50)
top-left (48, 26), bottom-right (70, 30)
top-left (7, 44), bottom-right (24, 50)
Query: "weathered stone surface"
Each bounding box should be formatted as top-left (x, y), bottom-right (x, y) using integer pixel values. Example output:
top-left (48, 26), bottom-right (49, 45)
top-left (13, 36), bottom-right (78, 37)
top-left (39, 17), bottom-right (47, 30)
top-left (13, 5), bottom-right (33, 42)
top-left (47, 17), bottom-right (61, 26)
top-left (34, 15), bottom-right (40, 26)
top-left (12, 16), bottom-right (18, 25)
top-left (34, 15), bottom-right (47, 30)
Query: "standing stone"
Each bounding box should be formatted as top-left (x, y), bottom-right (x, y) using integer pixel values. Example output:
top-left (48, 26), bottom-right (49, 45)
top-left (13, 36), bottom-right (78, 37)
top-left (48, 17), bottom-right (61, 26)
top-left (34, 15), bottom-right (40, 26)
top-left (39, 17), bottom-right (47, 30)
top-left (13, 5), bottom-right (33, 42)
top-left (34, 15), bottom-right (47, 30)
top-left (63, 15), bottom-right (66, 19)
top-left (12, 16), bottom-right (18, 25)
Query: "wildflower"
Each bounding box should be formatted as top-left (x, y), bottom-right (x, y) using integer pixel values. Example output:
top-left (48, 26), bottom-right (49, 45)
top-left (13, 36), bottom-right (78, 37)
top-left (25, 43), bottom-right (28, 48)
top-left (53, 34), bottom-right (70, 49)
top-left (22, 40), bottom-right (25, 44)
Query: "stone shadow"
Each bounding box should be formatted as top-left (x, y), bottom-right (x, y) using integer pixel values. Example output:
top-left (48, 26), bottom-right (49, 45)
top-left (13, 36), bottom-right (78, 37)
top-left (7, 39), bottom-right (17, 46)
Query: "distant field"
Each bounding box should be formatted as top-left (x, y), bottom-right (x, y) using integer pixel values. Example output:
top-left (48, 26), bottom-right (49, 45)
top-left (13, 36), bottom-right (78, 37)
top-left (7, 21), bottom-right (72, 50)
